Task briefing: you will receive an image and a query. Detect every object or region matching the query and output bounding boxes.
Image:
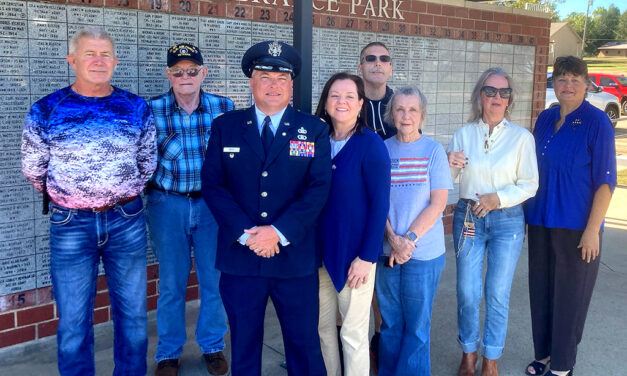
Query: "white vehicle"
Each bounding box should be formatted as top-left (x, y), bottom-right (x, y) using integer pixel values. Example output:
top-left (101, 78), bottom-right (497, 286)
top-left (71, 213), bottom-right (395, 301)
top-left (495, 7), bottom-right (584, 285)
top-left (546, 74), bottom-right (620, 126)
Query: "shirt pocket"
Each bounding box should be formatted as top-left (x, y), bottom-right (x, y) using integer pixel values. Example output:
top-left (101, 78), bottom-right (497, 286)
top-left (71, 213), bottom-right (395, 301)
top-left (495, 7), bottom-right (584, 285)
top-left (160, 133), bottom-right (183, 160)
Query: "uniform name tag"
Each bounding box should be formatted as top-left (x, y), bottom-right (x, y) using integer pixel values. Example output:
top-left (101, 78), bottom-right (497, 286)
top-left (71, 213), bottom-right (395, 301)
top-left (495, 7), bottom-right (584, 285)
top-left (223, 147), bottom-right (240, 153)
top-left (289, 140), bottom-right (315, 157)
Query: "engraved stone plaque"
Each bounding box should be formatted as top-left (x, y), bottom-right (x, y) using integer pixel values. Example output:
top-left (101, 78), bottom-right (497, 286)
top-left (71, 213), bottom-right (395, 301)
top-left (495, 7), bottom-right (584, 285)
top-left (199, 17), bottom-right (225, 34)
top-left (0, 0), bottom-right (27, 20)
top-left (104, 8), bottom-right (138, 27)
top-left (28, 21), bottom-right (66, 40)
top-left (106, 26), bottom-right (138, 45)
top-left (138, 11), bottom-right (169, 30)
top-left (0, 238), bottom-right (36, 260)
top-left (28, 2), bottom-right (65, 22)
top-left (138, 28), bottom-right (170, 46)
top-left (0, 18), bottom-right (27, 38)
top-left (28, 39), bottom-right (66, 58)
top-left (0, 272), bottom-right (37, 295)
top-left (67, 5), bottom-right (104, 25)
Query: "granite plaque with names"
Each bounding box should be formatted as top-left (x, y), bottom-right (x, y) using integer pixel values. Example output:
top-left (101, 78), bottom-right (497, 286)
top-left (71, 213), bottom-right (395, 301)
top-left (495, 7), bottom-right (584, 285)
top-left (0, 0), bottom-right (27, 20)
top-left (0, 238), bottom-right (36, 261)
top-left (0, 18), bottom-right (27, 38)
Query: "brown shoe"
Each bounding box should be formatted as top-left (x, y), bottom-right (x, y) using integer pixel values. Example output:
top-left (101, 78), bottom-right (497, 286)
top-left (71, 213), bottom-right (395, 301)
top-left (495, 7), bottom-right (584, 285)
top-left (458, 351), bottom-right (478, 376)
top-left (481, 357), bottom-right (498, 376)
top-left (155, 359), bottom-right (178, 376)
top-left (203, 351), bottom-right (229, 375)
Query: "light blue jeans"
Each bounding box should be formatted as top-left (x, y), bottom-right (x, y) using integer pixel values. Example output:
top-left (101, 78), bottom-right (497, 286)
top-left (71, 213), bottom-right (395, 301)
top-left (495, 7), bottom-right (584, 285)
top-left (375, 254), bottom-right (445, 376)
top-left (49, 197), bottom-right (148, 376)
top-left (453, 199), bottom-right (524, 359)
top-left (146, 189), bottom-right (227, 362)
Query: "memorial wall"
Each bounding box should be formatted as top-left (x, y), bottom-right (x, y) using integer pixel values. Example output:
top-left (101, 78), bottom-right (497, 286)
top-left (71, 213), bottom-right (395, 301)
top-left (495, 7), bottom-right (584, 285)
top-left (0, 0), bottom-right (550, 348)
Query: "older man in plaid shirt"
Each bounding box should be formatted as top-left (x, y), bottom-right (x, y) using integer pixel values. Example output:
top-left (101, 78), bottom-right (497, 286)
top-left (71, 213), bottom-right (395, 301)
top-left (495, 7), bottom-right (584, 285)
top-left (147, 43), bottom-right (234, 376)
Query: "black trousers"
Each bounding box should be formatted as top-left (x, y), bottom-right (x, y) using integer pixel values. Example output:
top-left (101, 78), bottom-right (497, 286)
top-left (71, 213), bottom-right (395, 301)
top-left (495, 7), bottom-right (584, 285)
top-left (528, 225), bottom-right (601, 371)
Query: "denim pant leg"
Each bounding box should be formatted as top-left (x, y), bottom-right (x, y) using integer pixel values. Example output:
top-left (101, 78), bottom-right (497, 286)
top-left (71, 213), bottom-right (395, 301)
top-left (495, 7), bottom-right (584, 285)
top-left (190, 198), bottom-right (227, 354)
top-left (375, 257), bottom-right (403, 376)
top-left (102, 198), bottom-right (148, 376)
top-left (453, 200), bottom-right (488, 354)
top-left (482, 205), bottom-right (524, 359)
top-left (396, 255), bottom-right (445, 376)
top-left (146, 191), bottom-right (193, 361)
top-left (49, 206), bottom-right (100, 376)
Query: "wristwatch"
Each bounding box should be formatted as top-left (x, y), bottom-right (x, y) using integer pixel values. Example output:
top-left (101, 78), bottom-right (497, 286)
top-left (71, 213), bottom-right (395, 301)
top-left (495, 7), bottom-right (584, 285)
top-left (404, 231), bottom-right (419, 244)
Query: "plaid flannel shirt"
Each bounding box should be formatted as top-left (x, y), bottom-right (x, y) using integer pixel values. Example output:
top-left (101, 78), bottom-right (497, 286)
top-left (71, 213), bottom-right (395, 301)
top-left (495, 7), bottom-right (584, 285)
top-left (149, 89), bottom-right (234, 193)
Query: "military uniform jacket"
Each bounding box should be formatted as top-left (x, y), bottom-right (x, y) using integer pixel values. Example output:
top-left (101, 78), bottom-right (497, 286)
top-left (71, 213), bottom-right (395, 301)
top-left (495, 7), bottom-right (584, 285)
top-left (201, 105), bottom-right (332, 278)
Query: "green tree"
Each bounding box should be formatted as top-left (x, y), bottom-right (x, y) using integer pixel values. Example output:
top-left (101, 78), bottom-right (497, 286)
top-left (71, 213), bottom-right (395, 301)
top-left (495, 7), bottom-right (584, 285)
top-left (616, 10), bottom-right (627, 40)
top-left (562, 12), bottom-right (586, 37)
top-left (585, 5), bottom-right (621, 55)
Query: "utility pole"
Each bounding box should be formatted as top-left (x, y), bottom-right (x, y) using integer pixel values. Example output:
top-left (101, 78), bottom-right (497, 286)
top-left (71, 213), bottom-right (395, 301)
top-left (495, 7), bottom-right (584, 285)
top-left (293, 1), bottom-right (313, 113)
top-left (582, 0), bottom-right (593, 57)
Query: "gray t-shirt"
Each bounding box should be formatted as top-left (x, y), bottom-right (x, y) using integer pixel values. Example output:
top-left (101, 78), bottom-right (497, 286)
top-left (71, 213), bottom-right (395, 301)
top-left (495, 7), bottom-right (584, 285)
top-left (384, 136), bottom-right (453, 260)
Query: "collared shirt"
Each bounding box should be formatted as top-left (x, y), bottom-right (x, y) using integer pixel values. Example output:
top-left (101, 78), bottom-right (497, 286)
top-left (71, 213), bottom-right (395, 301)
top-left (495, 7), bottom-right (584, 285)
top-left (21, 86), bottom-right (157, 209)
top-left (149, 89), bottom-right (235, 193)
top-left (524, 101), bottom-right (617, 230)
top-left (447, 118), bottom-right (539, 208)
top-left (254, 105), bottom-right (286, 136)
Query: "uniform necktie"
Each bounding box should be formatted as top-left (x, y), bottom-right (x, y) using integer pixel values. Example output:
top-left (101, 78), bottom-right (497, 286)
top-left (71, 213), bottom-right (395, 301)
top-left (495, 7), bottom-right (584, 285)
top-left (261, 115), bottom-right (274, 154)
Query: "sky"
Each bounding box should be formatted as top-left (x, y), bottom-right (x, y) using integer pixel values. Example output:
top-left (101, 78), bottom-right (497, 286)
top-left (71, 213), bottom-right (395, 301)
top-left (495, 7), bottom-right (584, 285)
top-left (555, 0), bottom-right (627, 18)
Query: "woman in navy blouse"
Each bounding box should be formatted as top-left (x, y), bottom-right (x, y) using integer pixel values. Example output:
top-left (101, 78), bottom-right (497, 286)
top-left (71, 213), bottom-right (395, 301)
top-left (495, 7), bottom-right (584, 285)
top-left (314, 72), bottom-right (391, 376)
top-left (524, 56), bottom-right (616, 376)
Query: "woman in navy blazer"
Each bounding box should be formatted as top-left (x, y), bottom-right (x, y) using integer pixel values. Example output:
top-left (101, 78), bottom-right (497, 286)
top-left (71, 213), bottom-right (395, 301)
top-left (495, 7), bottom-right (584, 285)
top-left (314, 72), bottom-right (391, 376)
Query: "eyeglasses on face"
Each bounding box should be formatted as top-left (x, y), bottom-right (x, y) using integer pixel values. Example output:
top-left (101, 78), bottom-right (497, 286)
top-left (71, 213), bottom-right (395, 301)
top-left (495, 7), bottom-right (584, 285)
top-left (167, 66), bottom-right (203, 78)
top-left (362, 54), bottom-right (391, 63)
top-left (481, 86), bottom-right (512, 99)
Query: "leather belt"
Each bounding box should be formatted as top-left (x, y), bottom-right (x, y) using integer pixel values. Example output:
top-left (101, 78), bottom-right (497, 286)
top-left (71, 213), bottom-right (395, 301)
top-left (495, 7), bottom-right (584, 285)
top-left (148, 184), bottom-right (203, 199)
top-left (89, 196), bottom-right (138, 212)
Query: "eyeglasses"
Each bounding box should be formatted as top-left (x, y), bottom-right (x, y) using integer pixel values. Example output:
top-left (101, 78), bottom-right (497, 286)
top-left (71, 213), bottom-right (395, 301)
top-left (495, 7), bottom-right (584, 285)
top-left (362, 54), bottom-right (391, 63)
top-left (167, 66), bottom-right (203, 78)
top-left (481, 86), bottom-right (512, 99)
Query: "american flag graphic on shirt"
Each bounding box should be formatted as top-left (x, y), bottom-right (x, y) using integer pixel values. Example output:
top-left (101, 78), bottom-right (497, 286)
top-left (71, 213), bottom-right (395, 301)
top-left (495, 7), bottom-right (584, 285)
top-left (390, 157), bottom-right (429, 185)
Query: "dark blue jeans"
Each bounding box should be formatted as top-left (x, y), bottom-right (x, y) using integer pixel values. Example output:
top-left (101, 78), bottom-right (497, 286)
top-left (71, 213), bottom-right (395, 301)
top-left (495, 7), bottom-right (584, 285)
top-left (49, 197), bottom-right (148, 376)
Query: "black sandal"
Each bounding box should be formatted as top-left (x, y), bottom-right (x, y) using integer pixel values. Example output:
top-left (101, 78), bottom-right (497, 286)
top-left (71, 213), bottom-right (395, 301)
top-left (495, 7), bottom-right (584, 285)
top-left (525, 360), bottom-right (549, 375)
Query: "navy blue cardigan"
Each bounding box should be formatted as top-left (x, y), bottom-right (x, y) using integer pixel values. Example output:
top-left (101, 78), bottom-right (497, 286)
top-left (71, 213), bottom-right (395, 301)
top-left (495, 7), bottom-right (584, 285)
top-left (318, 128), bottom-right (391, 292)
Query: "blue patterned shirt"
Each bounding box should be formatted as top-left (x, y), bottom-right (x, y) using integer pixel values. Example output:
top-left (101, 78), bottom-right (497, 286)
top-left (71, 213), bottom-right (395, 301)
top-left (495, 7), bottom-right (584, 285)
top-left (21, 86), bottom-right (157, 209)
top-left (149, 89), bottom-right (235, 193)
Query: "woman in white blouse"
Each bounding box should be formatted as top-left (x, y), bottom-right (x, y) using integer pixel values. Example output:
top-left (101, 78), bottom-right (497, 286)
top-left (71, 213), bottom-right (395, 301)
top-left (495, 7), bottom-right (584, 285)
top-left (447, 67), bottom-right (539, 376)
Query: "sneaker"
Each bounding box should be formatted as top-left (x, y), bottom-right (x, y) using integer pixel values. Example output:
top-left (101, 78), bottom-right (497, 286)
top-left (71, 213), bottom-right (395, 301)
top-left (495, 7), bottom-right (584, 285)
top-left (155, 359), bottom-right (178, 376)
top-left (203, 351), bottom-right (229, 375)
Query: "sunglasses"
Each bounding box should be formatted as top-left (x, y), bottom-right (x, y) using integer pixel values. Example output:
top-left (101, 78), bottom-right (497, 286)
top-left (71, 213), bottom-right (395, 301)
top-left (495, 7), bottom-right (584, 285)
top-left (362, 54), bottom-right (391, 63)
top-left (481, 86), bottom-right (512, 99)
top-left (167, 66), bottom-right (203, 78)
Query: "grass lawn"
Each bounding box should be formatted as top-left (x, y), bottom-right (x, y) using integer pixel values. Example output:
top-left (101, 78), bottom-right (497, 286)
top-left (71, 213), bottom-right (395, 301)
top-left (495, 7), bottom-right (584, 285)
top-left (619, 169), bottom-right (627, 186)
top-left (548, 57), bottom-right (627, 75)
top-left (584, 57), bottom-right (627, 76)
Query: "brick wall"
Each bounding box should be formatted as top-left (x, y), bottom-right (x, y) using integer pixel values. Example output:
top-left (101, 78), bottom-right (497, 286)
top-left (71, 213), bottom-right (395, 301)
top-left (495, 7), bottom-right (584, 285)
top-left (0, 0), bottom-right (549, 349)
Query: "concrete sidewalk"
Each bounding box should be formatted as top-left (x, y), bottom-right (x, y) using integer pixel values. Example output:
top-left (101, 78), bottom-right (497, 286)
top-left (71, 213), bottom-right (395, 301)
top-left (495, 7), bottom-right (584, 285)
top-left (1, 191), bottom-right (626, 375)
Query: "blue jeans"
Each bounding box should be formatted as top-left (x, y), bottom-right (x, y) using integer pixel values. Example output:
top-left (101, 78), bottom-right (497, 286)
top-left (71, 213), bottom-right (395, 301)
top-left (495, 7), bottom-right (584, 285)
top-left (49, 197), bottom-right (148, 376)
top-left (375, 254), bottom-right (445, 376)
top-left (146, 189), bottom-right (227, 361)
top-left (452, 199), bottom-right (524, 359)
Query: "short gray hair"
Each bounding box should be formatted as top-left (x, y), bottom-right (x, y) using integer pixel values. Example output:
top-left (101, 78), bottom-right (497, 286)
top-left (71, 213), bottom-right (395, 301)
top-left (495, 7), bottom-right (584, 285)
top-left (69, 27), bottom-right (116, 56)
top-left (468, 67), bottom-right (515, 123)
top-left (384, 86), bottom-right (428, 128)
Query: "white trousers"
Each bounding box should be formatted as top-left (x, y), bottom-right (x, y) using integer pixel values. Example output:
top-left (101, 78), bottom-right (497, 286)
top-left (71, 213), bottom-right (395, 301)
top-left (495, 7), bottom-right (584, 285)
top-left (318, 264), bottom-right (376, 376)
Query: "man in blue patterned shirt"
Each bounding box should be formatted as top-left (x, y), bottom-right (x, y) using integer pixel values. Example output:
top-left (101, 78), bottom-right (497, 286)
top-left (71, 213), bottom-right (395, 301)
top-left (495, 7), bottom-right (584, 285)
top-left (147, 43), bottom-right (234, 376)
top-left (21, 28), bottom-right (156, 376)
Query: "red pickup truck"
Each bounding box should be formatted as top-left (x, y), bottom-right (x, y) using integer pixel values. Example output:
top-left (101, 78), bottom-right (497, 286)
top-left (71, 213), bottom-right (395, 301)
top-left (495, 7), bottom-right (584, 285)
top-left (588, 73), bottom-right (627, 115)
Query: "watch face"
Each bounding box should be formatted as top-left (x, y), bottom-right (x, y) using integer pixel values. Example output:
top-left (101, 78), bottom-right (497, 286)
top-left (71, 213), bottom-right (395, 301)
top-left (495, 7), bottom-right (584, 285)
top-left (406, 231), bottom-right (418, 242)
